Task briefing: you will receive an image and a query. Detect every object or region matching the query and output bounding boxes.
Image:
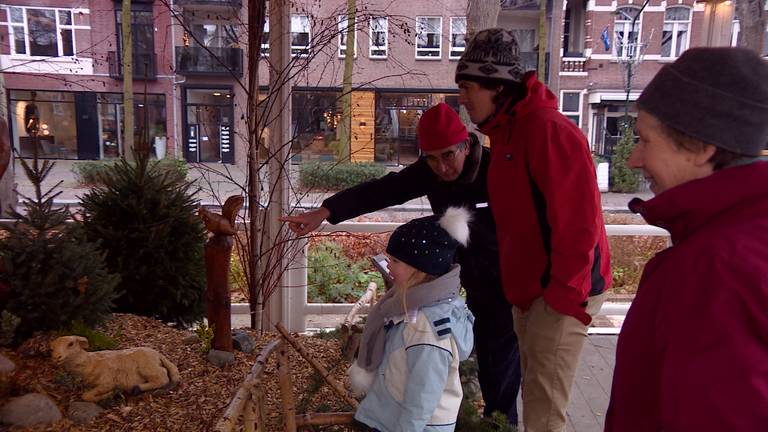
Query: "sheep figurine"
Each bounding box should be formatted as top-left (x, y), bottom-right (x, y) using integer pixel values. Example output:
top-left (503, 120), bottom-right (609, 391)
top-left (50, 335), bottom-right (181, 402)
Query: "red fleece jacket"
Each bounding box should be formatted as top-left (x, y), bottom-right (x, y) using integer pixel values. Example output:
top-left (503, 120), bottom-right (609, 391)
top-left (606, 161), bottom-right (768, 431)
top-left (481, 72), bottom-right (611, 325)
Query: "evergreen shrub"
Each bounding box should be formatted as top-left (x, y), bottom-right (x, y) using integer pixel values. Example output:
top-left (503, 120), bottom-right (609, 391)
top-left (80, 156), bottom-right (206, 326)
top-left (0, 158), bottom-right (119, 341)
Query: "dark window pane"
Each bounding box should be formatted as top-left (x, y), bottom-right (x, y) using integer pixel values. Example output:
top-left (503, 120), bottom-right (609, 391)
top-left (562, 93), bottom-right (580, 112)
top-left (13, 26), bottom-right (26, 54)
top-left (61, 29), bottom-right (74, 56)
top-left (58, 10), bottom-right (72, 25)
top-left (10, 7), bottom-right (23, 23)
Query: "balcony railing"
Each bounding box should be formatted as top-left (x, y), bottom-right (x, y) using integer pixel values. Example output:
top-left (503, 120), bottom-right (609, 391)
top-left (175, 0), bottom-right (242, 7)
top-left (107, 51), bottom-right (157, 80)
top-left (175, 46), bottom-right (243, 77)
top-left (561, 57), bottom-right (587, 74)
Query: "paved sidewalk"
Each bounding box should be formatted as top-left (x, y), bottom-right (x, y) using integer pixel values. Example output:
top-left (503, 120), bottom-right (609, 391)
top-left (12, 159), bottom-right (653, 213)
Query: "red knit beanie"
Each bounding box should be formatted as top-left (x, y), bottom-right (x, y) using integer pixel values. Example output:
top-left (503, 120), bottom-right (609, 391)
top-left (417, 103), bottom-right (469, 151)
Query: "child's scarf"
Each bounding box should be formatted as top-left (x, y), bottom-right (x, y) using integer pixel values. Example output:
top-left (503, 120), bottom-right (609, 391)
top-left (356, 265), bottom-right (460, 372)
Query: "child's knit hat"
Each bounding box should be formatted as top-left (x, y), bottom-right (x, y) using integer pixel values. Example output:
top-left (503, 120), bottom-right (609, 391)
top-left (386, 207), bottom-right (472, 276)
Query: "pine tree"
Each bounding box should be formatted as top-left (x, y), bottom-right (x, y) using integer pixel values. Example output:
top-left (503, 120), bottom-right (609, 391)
top-left (0, 156), bottom-right (119, 341)
top-left (610, 120), bottom-right (641, 193)
top-left (79, 153), bottom-right (206, 326)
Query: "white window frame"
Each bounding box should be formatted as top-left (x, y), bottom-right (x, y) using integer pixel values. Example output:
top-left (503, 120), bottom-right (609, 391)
top-left (560, 91), bottom-right (582, 126)
top-left (369, 16), bottom-right (388, 59)
top-left (415, 16), bottom-right (442, 60)
top-left (337, 15), bottom-right (357, 58)
top-left (449, 17), bottom-right (466, 59)
top-left (3, 6), bottom-right (80, 58)
top-left (731, 20), bottom-right (768, 56)
top-left (660, 6), bottom-right (690, 59)
top-left (613, 6), bottom-right (642, 59)
top-left (261, 17), bottom-right (269, 56)
top-left (291, 14), bottom-right (311, 57)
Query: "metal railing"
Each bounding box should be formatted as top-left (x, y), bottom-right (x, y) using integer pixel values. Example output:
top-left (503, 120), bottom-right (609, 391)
top-left (175, 46), bottom-right (244, 77)
top-left (107, 51), bottom-right (157, 80)
top-left (233, 221), bottom-right (670, 333)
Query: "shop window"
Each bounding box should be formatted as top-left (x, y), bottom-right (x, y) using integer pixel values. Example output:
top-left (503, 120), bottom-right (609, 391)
top-left (291, 91), bottom-right (340, 162)
top-left (10, 90), bottom-right (77, 159)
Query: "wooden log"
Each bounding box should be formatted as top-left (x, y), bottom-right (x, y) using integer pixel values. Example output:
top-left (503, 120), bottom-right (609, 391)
top-left (278, 346), bottom-right (297, 432)
top-left (342, 281), bottom-right (377, 327)
top-left (214, 339), bottom-right (282, 432)
top-left (275, 323), bottom-right (359, 409)
top-left (341, 282), bottom-right (376, 361)
top-left (242, 380), bottom-right (257, 432)
top-left (254, 383), bottom-right (267, 432)
top-left (295, 412), bottom-right (356, 426)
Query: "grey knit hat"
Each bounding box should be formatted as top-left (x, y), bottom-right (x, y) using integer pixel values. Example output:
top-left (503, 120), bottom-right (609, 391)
top-left (455, 28), bottom-right (524, 84)
top-left (637, 47), bottom-right (768, 156)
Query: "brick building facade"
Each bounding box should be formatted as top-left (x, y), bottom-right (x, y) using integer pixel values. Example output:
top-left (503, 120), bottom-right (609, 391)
top-left (0, 0), bottom-right (761, 165)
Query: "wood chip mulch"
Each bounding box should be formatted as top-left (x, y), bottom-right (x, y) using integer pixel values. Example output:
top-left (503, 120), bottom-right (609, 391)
top-left (1, 314), bottom-right (355, 432)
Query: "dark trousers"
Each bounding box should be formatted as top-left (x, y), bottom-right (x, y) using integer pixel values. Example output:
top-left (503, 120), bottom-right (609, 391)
top-left (469, 293), bottom-right (522, 425)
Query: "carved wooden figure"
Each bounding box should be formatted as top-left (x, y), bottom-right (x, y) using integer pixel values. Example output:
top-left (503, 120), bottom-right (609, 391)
top-left (199, 195), bottom-right (244, 352)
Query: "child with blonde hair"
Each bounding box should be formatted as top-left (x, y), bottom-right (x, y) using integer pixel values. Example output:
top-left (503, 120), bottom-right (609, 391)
top-left (349, 207), bottom-right (475, 432)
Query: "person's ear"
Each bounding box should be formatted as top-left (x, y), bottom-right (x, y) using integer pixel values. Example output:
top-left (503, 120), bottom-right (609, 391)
top-left (693, 144), bottom-right (717, 167)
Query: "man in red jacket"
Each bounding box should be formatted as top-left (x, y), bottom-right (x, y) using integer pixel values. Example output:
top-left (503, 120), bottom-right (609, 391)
top-left (605, 47), bottom-right (768, 431)
top-left (455, 29), bottom-right (611, 432)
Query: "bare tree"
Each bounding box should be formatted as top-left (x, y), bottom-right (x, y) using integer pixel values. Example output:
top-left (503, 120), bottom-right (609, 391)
top-left (161, 0), bottom-right (426, 331)
top-left (121, 0), bottom-right (135, 162)
top-left (337, 0), bottom-right (357, 162)
top-left (467, 0), bottom-right (500, 39)
top-left (735, 0), bottom-right (766, 54)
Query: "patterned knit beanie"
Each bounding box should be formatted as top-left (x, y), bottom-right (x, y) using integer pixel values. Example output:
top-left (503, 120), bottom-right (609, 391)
top-left (637, 47), bottom-right (768, 156)
top-left (455, 28), bottom-right (524, 84)
top-left (386, 208), bottom-right (471, 276)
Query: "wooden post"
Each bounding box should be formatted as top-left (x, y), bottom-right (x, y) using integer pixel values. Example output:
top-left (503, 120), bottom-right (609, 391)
top-left (278, 346), bottom-right (297, 432)
top-left (200, 195), bottom-right (245, 352)
top-left (275, 323), bottom-right (359, 409)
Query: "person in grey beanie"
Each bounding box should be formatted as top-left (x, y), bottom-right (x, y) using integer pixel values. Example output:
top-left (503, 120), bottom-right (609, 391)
top-left (606, 47), bottom-right (768, 431)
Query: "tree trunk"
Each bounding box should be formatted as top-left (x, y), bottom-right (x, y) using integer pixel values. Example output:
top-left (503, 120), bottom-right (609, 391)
top-left (121, 0), bottom-right (134, 162)
top-left (338, 0), bottom-right (356, 162)
top-left (537, 0), bottom-right (548, 82)
top-left (467, 0), bottom-right (500, 39)
top-left (735, 0), bottom-right (766, 54)
top-left (246, 0), bottom-right (267, 330)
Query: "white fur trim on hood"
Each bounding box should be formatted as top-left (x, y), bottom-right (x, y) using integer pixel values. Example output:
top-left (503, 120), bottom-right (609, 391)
top-left (439, 207), bottom-right (472, 246)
